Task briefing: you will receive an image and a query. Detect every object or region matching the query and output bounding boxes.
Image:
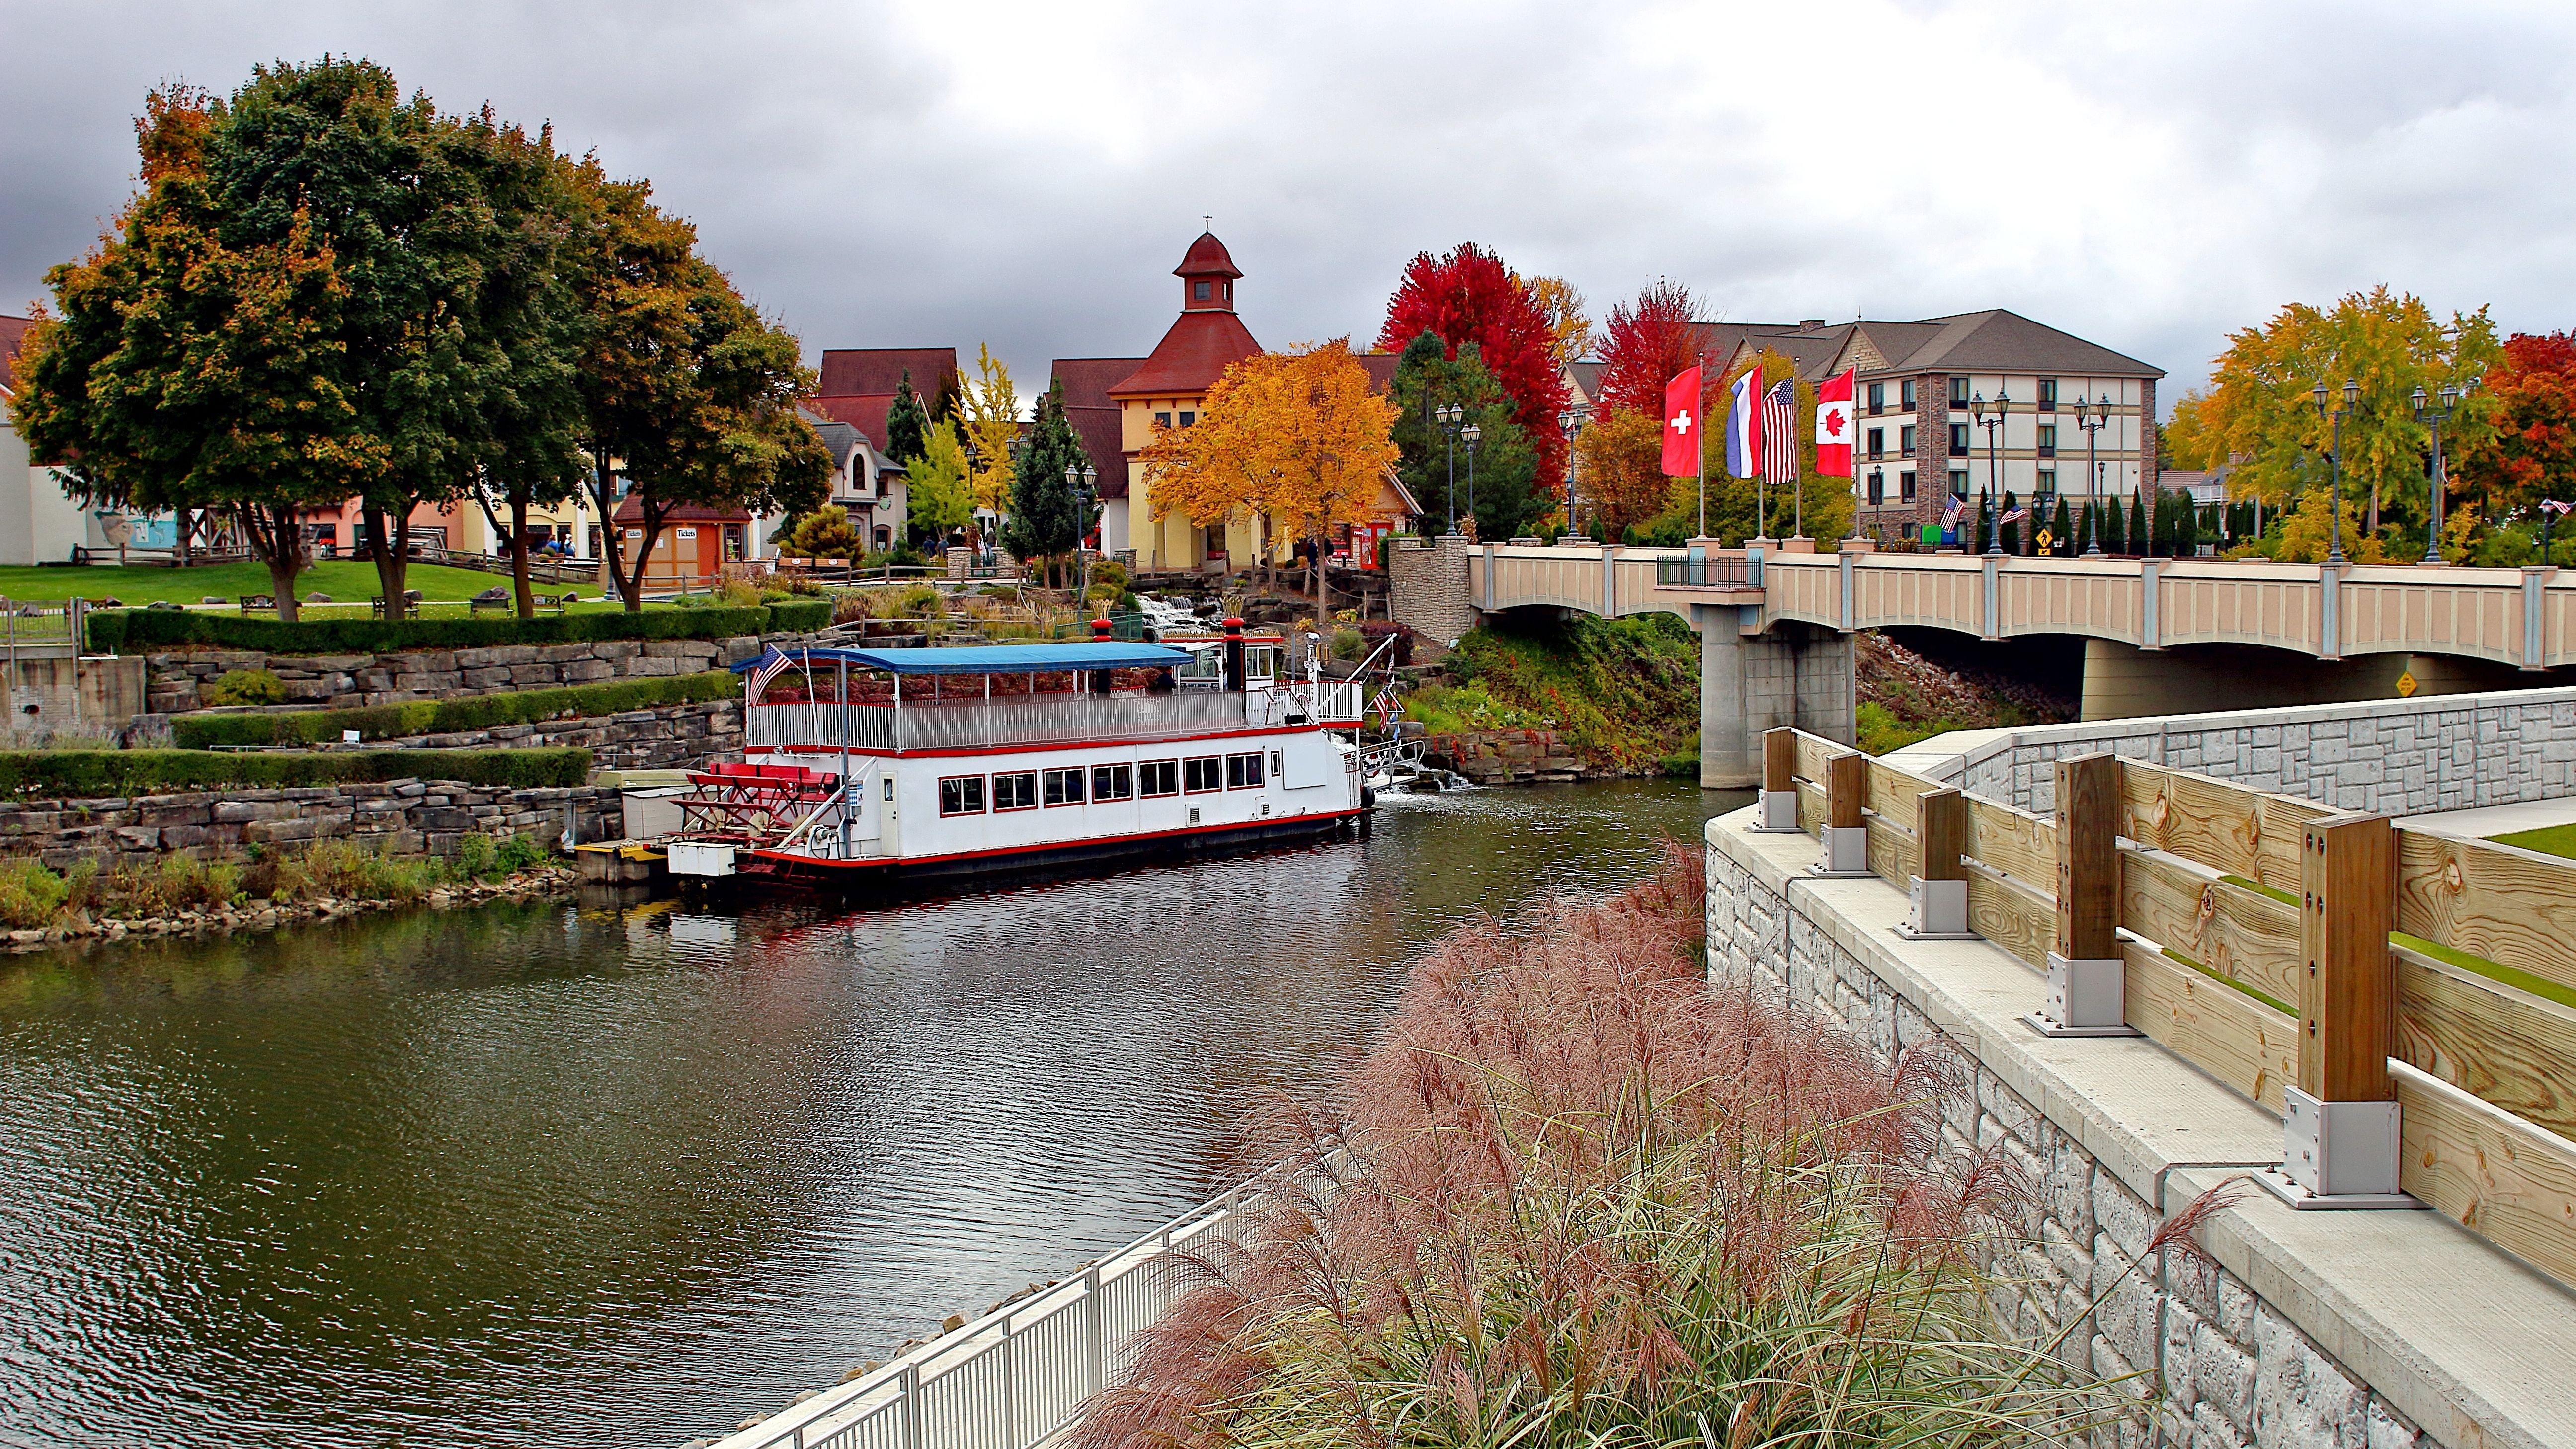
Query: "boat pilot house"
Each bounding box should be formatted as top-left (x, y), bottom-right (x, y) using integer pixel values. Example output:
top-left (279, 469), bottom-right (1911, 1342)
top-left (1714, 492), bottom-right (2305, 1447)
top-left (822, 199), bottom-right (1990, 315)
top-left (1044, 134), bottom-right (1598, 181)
top-left (665, 630), bottom-right (1368, 886)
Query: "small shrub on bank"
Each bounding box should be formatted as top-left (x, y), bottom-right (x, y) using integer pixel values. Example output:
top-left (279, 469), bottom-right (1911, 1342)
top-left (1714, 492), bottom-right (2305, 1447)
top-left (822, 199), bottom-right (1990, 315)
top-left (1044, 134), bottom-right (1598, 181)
top-left (202, 669), bottom-right (288, 707)
top-left (174, 672), bottom-right (736, 749)
top-left (0, 748), bottom-right (590, 799)
top-left (0, 829), bottom-right (557, 929)
top-left (0, 857), bottom-right (69, 927)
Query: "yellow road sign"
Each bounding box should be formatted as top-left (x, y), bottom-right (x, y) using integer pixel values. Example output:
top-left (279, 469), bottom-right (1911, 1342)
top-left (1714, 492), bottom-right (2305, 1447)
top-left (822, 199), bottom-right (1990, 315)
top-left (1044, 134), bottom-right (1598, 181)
top-left (2396, 669), bottom-right (2419, 698)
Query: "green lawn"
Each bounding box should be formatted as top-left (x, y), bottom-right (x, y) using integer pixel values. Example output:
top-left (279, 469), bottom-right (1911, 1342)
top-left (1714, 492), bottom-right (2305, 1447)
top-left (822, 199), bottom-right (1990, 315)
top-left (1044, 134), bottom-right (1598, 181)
top-left (2492, 823), bottom-right (2576, 862)
top-left (0, 561), bottom-right (645, 614)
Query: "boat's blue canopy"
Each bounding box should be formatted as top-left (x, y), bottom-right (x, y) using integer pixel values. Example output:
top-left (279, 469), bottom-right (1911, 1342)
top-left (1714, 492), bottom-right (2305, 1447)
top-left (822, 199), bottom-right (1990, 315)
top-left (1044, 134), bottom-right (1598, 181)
top-left (729, 643), bottom-right (1196, 677)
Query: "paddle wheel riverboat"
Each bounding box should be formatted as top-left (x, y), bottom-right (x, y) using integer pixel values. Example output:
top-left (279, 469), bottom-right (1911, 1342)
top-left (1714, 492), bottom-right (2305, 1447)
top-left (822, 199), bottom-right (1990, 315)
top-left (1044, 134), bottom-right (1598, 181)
top-left (664, 620), bottom-right (1373, 888)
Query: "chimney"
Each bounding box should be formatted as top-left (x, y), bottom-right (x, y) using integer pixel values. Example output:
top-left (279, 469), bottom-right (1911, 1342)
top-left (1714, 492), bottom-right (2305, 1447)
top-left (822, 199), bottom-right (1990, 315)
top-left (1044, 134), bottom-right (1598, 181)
top-left (1800, 318), bottom-right (1826, 332)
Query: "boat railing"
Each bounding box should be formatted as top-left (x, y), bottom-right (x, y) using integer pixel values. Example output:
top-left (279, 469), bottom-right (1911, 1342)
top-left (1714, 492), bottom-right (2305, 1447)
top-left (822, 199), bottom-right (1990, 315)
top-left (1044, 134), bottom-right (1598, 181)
top-left (703, 1151), bottom-right (1340, 1449)
top-left (748, 691), bottom-right (1280, 753)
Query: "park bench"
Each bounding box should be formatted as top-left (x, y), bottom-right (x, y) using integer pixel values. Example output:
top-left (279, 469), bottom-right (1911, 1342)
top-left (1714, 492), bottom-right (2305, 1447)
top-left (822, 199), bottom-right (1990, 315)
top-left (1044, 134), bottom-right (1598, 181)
top-left (239, 594), bottom-right (275, 614)
top-left (371, 590), bottom-right (424, 620)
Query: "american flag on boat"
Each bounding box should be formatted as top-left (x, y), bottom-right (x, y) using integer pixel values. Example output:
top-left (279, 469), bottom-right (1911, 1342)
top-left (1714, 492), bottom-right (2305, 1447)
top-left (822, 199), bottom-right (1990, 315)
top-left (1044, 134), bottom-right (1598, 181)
top-left (1760, 379), bottom-right (1800, 486)
top-left (745, 645), bottom-right (797, 700)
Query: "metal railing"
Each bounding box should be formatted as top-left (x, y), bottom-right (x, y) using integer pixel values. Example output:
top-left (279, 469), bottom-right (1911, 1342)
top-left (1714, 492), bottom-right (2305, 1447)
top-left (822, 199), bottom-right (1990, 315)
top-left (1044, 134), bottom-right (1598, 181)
top-left (0, 598), bottom-right (85, 660)
top-left (746, 681), bottom-right (1362, 754)
top-left (707, 1161), bottom-right (1308, 1449)
top-left (1652, 555), bottom-right (1760, 588)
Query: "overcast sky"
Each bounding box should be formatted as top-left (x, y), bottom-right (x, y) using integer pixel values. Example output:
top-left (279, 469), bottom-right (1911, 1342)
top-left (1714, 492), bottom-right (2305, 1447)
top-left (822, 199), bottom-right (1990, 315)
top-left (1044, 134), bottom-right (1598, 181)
top-left (7, 0), bottom-right (2573, 411)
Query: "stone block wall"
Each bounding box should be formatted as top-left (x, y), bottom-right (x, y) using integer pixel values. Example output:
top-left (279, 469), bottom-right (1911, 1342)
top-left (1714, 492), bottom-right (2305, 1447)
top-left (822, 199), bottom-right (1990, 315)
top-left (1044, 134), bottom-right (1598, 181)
top-left (1948, 686), bottom-right (2576, 815)
top-left (1387, 537), bottom-right (1476, 657)
top-left (1704, 836), bottom-right (2436, 1449)
top-left (143, 634), bottom-right (780, 713)
top-left (1422, 728), bottom-right (1593, 784)
top-left (0, 780), bottom-right (626, 870)
top-left (339, 700), bottom-right (739, 772)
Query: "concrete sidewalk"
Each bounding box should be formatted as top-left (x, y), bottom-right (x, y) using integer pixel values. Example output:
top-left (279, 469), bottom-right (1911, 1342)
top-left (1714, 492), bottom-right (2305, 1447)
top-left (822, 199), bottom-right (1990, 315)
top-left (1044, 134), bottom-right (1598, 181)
top-left (2396, 795), bottom-right (2576, 843)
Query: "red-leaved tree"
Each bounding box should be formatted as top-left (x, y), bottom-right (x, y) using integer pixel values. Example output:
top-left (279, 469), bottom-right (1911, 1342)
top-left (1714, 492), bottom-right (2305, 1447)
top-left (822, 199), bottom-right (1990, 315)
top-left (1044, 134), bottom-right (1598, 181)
top-left (2456, 331), bottom-right (2576, 517)
top-left (1595, 278), bottom-right (1704, 420)
top-left (1377, 243), bottom-right (1571, 495)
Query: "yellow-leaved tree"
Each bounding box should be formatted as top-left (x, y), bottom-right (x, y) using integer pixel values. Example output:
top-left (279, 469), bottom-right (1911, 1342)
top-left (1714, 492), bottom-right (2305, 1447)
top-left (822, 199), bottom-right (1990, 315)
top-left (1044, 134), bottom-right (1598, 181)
top-left (1141, 340), bottom-right (1398, 616)
top-left (955, 342), bottom-right (1022, 527)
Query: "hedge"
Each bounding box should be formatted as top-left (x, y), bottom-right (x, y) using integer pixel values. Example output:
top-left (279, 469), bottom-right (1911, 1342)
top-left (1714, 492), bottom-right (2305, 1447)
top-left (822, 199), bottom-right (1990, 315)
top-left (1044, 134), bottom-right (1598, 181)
top-left (89, 598), bottom-right (835, 654)
top-left (0, 747), bottom-right (593, 799)
top-left (173, 670), bottom-right (739, 749)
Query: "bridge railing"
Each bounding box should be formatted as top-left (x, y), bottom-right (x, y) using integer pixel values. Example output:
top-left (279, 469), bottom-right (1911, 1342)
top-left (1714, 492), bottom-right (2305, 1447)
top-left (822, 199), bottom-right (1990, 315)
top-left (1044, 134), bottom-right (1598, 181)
top-left (1761, 726), bottom-right (2576, 1287)
top-left (1653, 555), bottom-right (1759, 589)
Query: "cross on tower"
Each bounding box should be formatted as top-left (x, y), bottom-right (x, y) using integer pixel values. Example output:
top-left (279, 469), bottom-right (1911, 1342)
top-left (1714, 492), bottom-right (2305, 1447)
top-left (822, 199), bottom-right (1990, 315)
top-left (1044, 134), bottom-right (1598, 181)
top-left (1203, 213), bottom-right (1212, 230)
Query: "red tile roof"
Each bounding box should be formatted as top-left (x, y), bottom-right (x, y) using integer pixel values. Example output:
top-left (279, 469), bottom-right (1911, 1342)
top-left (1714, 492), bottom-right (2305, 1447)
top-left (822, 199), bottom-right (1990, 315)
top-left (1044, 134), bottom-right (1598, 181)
top-left (0, 315), bottom-right (30, 395)
top-left (1356, 352), bottom-right (1400, 394)
top-left (1174, 232), bottom-right (1242, 279)
top-left (1109, 311), bottom-right (1263, 400)
top-left (809, 393), bottom-right (897, 452)
top-left (816, 347), bottom-right (957, 399)
top-left (1052, 357), bottom-right (1145, 498)
top-left (611, 498), bottom-right (751, 524)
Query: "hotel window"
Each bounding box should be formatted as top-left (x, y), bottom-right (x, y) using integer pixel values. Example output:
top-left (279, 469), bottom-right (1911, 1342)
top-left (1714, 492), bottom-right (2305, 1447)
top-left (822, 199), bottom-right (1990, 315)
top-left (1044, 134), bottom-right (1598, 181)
top-left (1866, 381), bottom-right (1885, 416)
top-left (1866, 470), bottom-right (1885, 505)
top-left (1866, 427), bottom-right (1885, 460)
top-left (1226, 752), bottom-right (1266, 789)
top-left (1139, 760), bottom-right (1179, 797)
top-left (1194, 280), bottom-right (1211, 300)
top-left (2037, 469), bottom-right (2057, 498)
top-left (1155, 411), bottom-right (1172, 428)
top-left (1949, 423), bottom-right (1970, 457)
top-left (1948, 376), bottom-right (1969, 406)
top-left (938, 775), bottom-right (986, 816)
top-left (2037, 424), bottom-right (2057, 459)
top-left (1043, 767), bottom-right (1086, 806)
top-left (1900, 424), bottom-right (1916, 454)
top-left (1949, 469), bottom-right (1970, 497)
top-left (2038, 379), bottom-right (2058, 412)
top-left (1093, 763), bottom-right (1135, 801)
top-left (1178, 411), bottom-right (1196, 427)
top-left (1183, 756), bottom-right (1223, 793)
top-left (1900, 379), bottom-right (1917, 409)
top-left (993, 771), bottom-right (1038, 811)
top-left (1900, 470), bottom-right (1917, 502)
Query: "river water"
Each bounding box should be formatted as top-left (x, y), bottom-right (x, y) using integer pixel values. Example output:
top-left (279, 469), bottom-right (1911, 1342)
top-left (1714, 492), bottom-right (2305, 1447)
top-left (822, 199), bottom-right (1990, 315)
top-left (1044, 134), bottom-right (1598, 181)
top-left (0, 780), bottom-right (1732, 1448)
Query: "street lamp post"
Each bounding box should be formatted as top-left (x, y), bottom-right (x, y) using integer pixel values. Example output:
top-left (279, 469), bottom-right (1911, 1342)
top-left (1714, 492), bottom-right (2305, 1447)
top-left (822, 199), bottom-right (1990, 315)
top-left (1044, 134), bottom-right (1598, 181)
top-left (1558, 406), bottom-right (1588, 537)
top-left (1972, 388), bottom-right (2010, 556)
top-left (2311, 379), bottom-right (2359, 565)
top-left (1435, 402), bottom-right (1464, 535)
top-left (1066, 463), bottom-right (1098, 600)
top-left (2413, 381), bottom-right (2465, 564)
top-left (2073, 393), bottom-right (2110, 555)
top-left (1462, 422), bottom-right (1482, 538)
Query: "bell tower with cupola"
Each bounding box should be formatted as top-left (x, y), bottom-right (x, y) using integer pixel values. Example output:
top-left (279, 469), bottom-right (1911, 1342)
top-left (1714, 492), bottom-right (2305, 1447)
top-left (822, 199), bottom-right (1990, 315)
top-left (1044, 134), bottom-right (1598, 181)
top-left (1174, 231), bottom-right (1242, 313)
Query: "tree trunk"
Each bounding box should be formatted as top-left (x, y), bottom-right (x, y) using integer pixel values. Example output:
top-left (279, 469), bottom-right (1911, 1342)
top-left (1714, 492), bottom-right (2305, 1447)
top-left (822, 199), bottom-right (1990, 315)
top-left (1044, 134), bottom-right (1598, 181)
top-left (588, 458), bottom-right (645, 611)
top-left (365, 504), bottom-right (402, 607)
top-left (510, 494), bottom-right (534, 619)
top-left (255, 505), bottom-right (305, 623)
top-left (177, 510), bottom-right (192, 568)
top-left (617, 505), bottom-right (664, 612)
top-left (1312, 532), bottom-right (1327, 621)
top-left (2368, 480), bottom-right (2381, 537)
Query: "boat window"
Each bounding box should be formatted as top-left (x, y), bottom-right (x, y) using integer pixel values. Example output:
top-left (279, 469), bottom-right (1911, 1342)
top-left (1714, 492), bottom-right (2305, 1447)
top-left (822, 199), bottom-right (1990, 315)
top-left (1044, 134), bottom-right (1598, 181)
top-left (1139, 761), bottom-right (1178, 797)
top-left (1093, 763), bottom-right (1135, 801)
top-left (1270, 749), bottom-right (1283, 778)
top-left (1183, 757), bottom-right (1223, 793)
top-left (993, 771), bottom-right (1038, 811)
top-left (1176, 648), bottom-right (1222, 680)
top-left (1243, 645), bottom-right (1276, 679)
top-left (1226, 752), bottom-right (1265, 789)
top-left (1044, 767), bottom-right (1086, 806)
top-left (939, 775), bottom-right (986, 816)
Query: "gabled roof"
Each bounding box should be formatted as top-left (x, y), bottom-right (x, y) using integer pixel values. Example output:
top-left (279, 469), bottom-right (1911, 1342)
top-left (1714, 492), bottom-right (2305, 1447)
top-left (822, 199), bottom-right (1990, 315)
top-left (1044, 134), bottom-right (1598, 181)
top-left (1855, 310), bottom-right (2162, 379)
top-left (1051, 357), bottom-right (1146, 498)
top-left (816, 347), bottom-right (957, 398)
top-left (1564, 360), bottom-right (1603, 406)
top-left (1174, 232), bottom-right (1242, 279)
top-left (809, 394), bottom-right (896, 452)
top-left (1108, 310), bottom-right (1264, 400)
top-left (0, 315), bottom-right (29, 397)
top-left (1684, 321), bottom-right (1807, 366)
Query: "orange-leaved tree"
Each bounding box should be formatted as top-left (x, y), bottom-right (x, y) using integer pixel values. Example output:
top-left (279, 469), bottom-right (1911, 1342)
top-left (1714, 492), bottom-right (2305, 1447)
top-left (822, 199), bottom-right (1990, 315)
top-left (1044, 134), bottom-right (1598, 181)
top-left (1141, 341), bottom-right (1398, 616)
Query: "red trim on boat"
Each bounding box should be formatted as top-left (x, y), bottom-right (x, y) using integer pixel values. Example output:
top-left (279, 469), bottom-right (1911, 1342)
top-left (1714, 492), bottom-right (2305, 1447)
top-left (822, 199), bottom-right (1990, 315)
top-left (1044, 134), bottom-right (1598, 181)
top-left (742, 808), bottom-right (1363, 872)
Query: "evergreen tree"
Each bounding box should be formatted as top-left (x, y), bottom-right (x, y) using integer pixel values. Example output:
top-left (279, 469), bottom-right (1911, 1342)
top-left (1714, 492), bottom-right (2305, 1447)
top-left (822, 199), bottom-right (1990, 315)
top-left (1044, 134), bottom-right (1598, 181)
top-left (2001, 489), bottom-right (2022, 554)
top-left (2052, 497), bottom-right (2074, 557)
top-left (1389, 333), bottom-right (1540, 537)
top-left (885, 369), bottom-right (928, 463)
top-left (2129, 491), bottom-right (2149, 556)
top-left (2102, 493), bottom-right (2124, 553)
top-left (1973, 489), bottom-right (1994, 552)
top-left (1005, 382), bottom-right (1092, 585)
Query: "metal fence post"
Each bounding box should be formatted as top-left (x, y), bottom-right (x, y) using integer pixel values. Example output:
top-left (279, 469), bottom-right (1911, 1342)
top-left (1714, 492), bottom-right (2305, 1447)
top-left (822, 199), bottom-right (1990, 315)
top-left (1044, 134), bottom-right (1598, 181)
top-left (899, 1361), bottom-right (924, 1449)
top-left (2031, 752), bottom-right (2135, 1036)
top-left (1081, 1263), bottom-right (1104, 1398)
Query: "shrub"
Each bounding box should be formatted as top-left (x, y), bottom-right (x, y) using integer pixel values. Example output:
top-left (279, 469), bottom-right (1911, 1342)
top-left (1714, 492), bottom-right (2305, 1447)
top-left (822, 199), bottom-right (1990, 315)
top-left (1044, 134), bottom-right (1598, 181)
top-left (894, 583), bottom-right (945, 618)
top-left (202, 669), bottom-right (288, 707)
top-left (87, 605), bottom-right (783, 655)
top-left (1091, 558), bottom-right (1130, 594)
top-left (172, 671), bottom-right (737, 749)
top-left (0, 748), bottom-right (591, 799)
top-left (1075, 847), bottom-right (2153, 1449)
top-left (767, 598), bottom-right (832, 632)
top-left (784, 504), bottom-right (862, 560)
top-left (0, 857), bottom-right (69, 927)
top-left (1328, 627), bottom-right (1365, 661)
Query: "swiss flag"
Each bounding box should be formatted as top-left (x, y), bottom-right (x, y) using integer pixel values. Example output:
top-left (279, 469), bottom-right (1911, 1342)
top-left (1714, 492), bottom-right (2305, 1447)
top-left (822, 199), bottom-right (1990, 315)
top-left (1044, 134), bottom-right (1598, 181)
top-left (1814, 367), bottom-right (1855, 478)
top-left (1662, 365), bottom-right (1702, 477)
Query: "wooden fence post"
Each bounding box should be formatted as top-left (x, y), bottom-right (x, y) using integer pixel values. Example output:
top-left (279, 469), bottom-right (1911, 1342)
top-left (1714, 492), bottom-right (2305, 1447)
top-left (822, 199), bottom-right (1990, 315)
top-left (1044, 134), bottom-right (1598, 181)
top-left (2269, 813), bottom-right (2406, 1205)
top-left (2032, 752), bottom-right (2136, 1036)
top-left (1756, 727), bottom-right (1799, 831)
top-left (1900, 787), bottom-right (1975, 938)
top-left (1813, 751), bottom-right (1870, 875)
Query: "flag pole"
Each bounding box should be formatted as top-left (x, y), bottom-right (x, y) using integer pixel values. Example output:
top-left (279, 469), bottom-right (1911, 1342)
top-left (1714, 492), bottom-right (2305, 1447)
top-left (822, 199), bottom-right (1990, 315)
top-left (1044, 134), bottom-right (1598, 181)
top-left (1696, 358), bottom-right (1707, 539)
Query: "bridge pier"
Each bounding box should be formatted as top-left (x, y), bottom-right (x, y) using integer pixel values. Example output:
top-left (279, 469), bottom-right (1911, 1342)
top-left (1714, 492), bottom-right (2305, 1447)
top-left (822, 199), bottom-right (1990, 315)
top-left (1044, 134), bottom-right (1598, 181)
top-left (1698, 611), bottom-right (1854, 789)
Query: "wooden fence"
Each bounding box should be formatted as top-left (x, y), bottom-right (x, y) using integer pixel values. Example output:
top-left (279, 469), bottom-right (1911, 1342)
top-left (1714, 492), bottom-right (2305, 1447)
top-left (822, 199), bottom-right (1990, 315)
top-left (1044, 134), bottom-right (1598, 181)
top-left (1764, 727), bottom-right (2576, 1289)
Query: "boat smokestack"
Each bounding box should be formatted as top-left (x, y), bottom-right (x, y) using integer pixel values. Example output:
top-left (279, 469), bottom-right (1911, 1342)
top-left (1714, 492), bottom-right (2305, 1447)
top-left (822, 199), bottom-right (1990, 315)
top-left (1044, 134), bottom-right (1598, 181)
top-left (1223, 616), bottom-right (1245, 692)
top-left (1091, 616), bottom-right (1112, 641)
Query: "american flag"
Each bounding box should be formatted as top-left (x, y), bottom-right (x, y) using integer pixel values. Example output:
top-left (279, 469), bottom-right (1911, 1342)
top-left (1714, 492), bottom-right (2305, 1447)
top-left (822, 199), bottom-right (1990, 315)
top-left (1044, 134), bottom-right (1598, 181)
top-left (2543, 499), bottom-right (2575, 517)
top-left (1760, 379), bottom-right (1800, 487)
top-left (1999, 506), bottom-right (2030, 525)
top-left (745, 645), bottom-right (797, 701)
top-left (1942, 494), bottom-right (1965, 528)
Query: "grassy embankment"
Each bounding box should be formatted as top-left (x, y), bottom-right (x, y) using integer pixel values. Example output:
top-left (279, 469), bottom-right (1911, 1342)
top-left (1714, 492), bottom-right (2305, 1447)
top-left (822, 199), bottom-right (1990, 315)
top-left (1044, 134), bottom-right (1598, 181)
top-left (0, 561), bottom-right (534, 605)
top-left (1403, 613), bottom-right (1702, 776)
top-left (1852, 633), bottom-right (2074, 755)
top-left (0, 832), bottom-right (553, 932)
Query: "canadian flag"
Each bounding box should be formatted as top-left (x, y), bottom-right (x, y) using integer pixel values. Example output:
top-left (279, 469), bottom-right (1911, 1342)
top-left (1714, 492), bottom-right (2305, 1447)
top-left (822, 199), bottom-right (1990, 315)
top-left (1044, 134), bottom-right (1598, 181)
top-left (1814, 367), bottom-right (1855, 478)
top-left (1662, 365), bottom-right (1702, 477)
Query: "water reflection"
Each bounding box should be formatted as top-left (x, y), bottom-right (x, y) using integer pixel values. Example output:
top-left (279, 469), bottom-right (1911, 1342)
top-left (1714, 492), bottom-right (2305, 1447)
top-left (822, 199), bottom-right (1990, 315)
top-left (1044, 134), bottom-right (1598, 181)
top-left (0, 780), bottom-right (1734, 1448)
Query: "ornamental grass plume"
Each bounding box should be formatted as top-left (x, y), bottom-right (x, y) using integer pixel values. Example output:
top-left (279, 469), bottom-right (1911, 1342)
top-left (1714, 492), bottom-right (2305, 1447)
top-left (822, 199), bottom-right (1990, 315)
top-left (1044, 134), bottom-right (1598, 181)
top-left (1076, 841), bottom-right (2145, 1449)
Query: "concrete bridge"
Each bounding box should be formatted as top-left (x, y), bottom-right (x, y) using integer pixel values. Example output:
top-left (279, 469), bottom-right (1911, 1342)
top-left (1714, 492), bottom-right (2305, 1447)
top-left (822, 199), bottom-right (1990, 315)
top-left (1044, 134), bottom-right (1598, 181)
top-left (1389, 537), bottom-right (2576, 787)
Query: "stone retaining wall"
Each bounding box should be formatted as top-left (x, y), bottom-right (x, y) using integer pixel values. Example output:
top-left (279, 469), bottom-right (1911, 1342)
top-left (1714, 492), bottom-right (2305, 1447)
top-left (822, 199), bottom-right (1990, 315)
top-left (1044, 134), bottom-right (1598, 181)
top-left (143, 634), bottom-right (787, 713)
top-left (1933, 685), bottom-right (2576, 816)
top-left (1706, 811), bottom-right (2573, 1449)
top-left (1424, 728), bottom-right (1599, 784)
top-left (337, 700), bottom-right (738, 772)
top-left (0, 781), bottom-right (625, 870)
top-left (1387, 537), bottom-right (1475, 659)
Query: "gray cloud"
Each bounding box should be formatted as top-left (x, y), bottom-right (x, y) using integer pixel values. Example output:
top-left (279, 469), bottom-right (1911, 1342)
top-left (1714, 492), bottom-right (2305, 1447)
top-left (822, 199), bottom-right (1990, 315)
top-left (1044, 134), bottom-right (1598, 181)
top-left (7, 0), bottom-right (2573, 408)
